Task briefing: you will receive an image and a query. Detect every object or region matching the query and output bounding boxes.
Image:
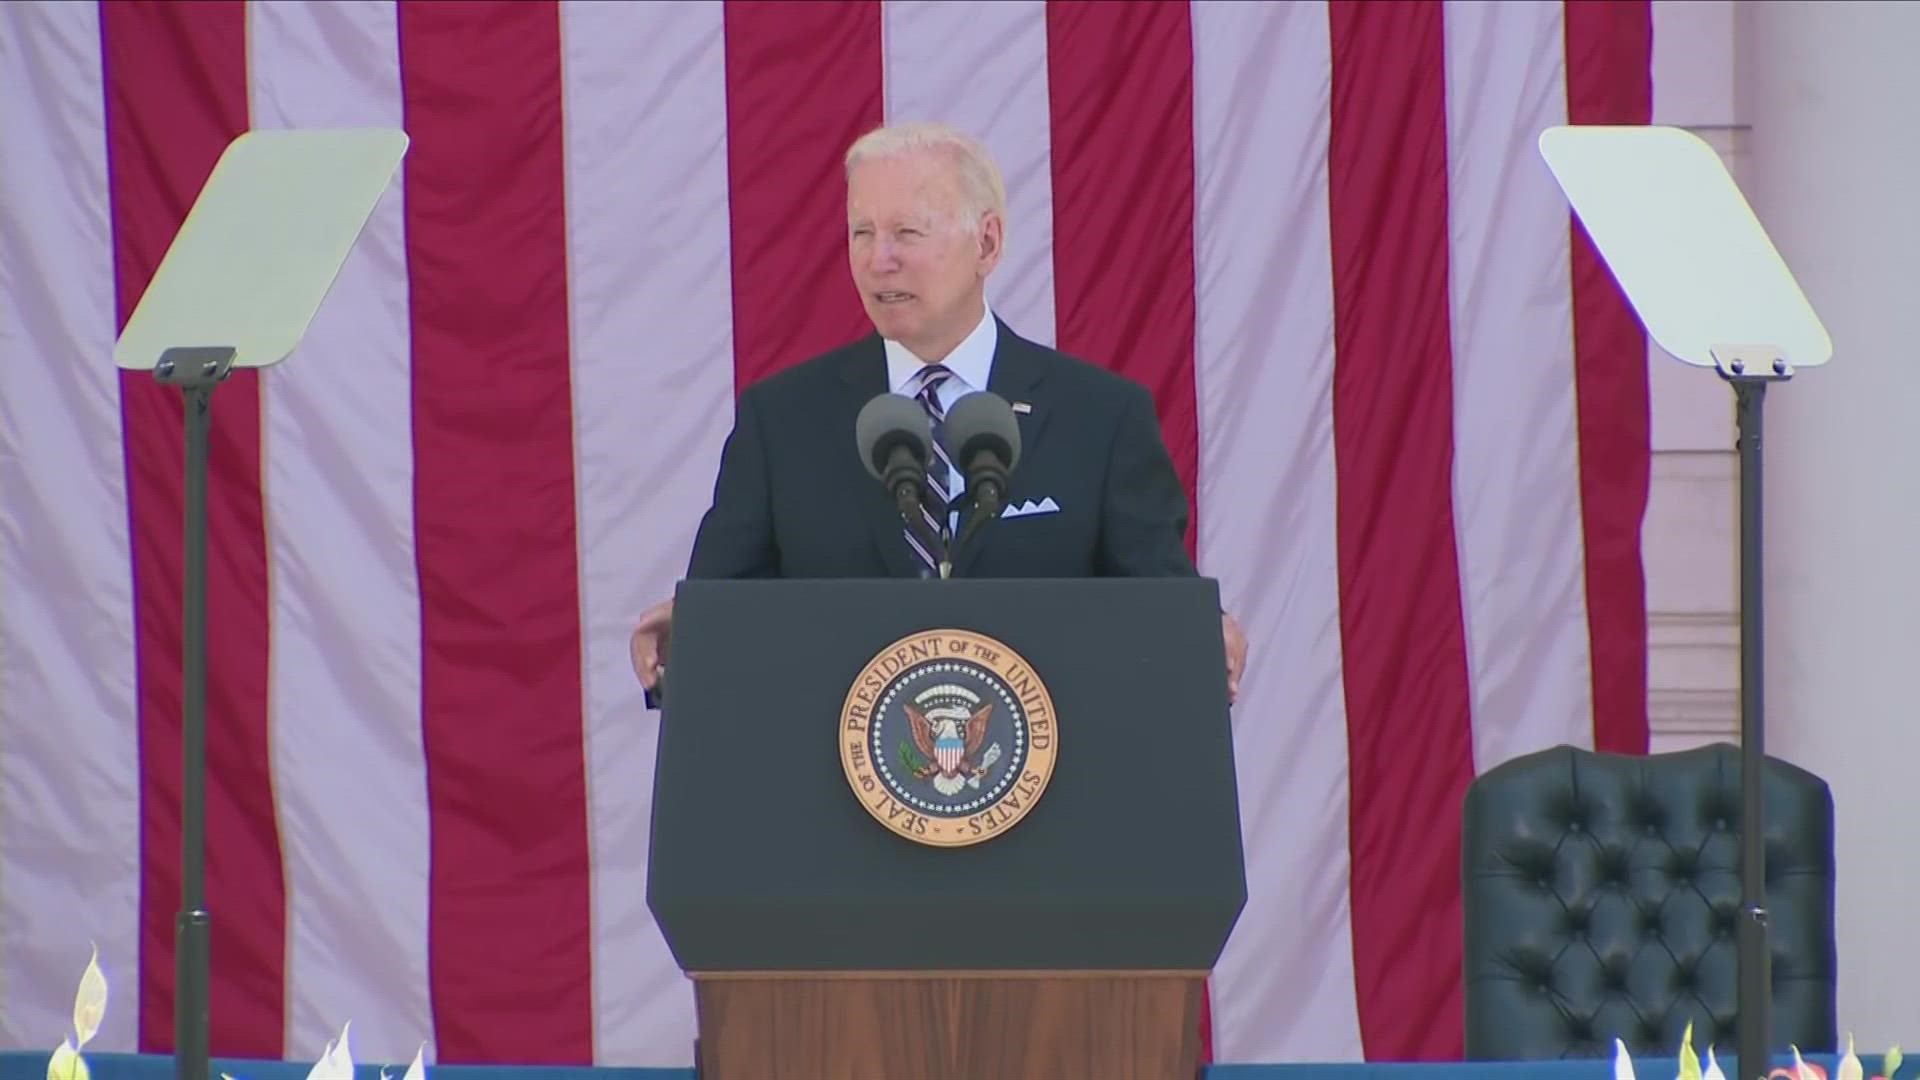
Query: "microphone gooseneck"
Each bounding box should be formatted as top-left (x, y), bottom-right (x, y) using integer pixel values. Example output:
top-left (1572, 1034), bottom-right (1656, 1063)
top-left (854, 393), bottom-right (944, 564)
top-left (875, 435), bottom-right (925, 509)
top-left (856, 390), bottom-right (1024, 576)
top-left (943, 392), bottom-right (1023, 555)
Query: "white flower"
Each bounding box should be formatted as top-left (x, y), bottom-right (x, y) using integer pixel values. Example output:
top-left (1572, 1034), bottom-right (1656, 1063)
top-left (378, 1045), bottom-right (428, 1080)
top-left (306, 1021), bottom-right (354, 1080)
top-left (1837, 1033), bottom-right (1863, 1080)
top-left (72, 944), bottom-right (107, 1051)
top-left (1678, 1021), bottom-right (1702, 1080)
top-left (47, 1037), bottom-right (89, 1080)
top-left (1615, 1037), bottom-right (1637, 1080)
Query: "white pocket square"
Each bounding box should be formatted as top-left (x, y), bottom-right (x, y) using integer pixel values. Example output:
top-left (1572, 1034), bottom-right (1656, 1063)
top-left (1001, 497), bottom-right (1060, 519)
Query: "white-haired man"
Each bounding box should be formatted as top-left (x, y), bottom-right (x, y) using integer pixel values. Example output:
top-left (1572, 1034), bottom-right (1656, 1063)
top-left (631, 123), bottom-right (1247, 699)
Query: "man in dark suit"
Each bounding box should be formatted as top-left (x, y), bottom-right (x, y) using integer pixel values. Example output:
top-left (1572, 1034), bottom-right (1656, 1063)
top-left (631, 122), bottom-right (1246, 697)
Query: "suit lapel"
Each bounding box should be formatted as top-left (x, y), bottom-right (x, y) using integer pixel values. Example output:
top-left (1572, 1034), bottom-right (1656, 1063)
top-left (837, 337), bottom-right (922, 578)
top-left (952, 323), bottom-right (1054, 577)
top-left (984, 322), bottom-right (1054, 460)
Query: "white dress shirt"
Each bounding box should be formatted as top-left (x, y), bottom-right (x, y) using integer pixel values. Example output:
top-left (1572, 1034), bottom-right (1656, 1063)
top-left (882, 304), bottom-right (998, 536)
top-left (884, 302), bottom-right (998, 407)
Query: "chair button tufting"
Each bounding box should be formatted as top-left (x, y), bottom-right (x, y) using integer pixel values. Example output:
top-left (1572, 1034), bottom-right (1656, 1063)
top-left (1714, 817), bottom-right (1728, 831)
top-left (1600, 851), bottom-right (1629, 886)
top-left (1668, 851), bottom-right (1696, 885)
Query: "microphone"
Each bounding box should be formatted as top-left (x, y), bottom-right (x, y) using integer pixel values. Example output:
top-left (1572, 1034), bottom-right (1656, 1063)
top-left (855, 391), bottom-right (937, 524)
top-left (943, 391), bottom-right (1022, 550)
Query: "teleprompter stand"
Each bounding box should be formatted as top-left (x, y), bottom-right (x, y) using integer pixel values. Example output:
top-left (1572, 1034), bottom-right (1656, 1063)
top-left (1540, 125), bottom-right (1834, 1079)
top-left (152, 345), bottom-right (233, 1080)
top-left (1719, 343), bottom-right (1793, 1080)
top-left (112, 128), bottom-right (408, 1080)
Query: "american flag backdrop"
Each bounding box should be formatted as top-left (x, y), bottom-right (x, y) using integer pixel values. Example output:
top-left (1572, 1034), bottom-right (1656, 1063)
top-left (0, 0), bottom-right (1653, 1067)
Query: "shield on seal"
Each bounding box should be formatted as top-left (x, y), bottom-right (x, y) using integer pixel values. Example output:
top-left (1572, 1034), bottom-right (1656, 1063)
top-left (935, 731), bottom-right (965, 775)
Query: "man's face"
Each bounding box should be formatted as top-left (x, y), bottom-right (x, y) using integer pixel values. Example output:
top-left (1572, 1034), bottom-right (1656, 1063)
top-left (847, 150), bottom-right (1001, 357)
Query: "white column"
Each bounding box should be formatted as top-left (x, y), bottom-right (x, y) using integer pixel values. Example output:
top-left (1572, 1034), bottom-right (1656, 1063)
top-left (1741, 0), bottom-right (1920, 1053)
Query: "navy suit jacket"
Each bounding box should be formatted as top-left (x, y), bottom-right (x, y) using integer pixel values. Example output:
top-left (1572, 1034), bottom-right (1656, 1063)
top-left (685, 319), bottom-right (1197, 581)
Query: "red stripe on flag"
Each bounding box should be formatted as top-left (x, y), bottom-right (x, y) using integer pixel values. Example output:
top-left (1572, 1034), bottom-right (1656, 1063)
top-left (101, 0), bottom-right (286, 1056)
top-left (397, 1), bottom-right (592, 1062)
top-left (723, 0), bottom-right (883, 389)
top-left (1045, 0), bottom-right (1206, 1055)
top-left (1045, 0), bottom-right (1200, 560)
top-left (1326, 1), bottom-right (1476, 1060)
top-left (1565, 0), bottom-right (1653, 757)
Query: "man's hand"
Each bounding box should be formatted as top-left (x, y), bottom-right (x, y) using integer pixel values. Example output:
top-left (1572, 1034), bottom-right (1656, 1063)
top-left (1222, 611), bottom-right (1247, 704)
top-left (630, 598), bottom-right (673, 691)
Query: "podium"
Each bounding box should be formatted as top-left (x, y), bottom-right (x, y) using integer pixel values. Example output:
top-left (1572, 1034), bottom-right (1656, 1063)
top-left (647, 577), bottom-right (1248, 1080)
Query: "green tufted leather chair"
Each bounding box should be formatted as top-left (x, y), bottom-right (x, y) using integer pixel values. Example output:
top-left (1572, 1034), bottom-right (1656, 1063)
top-left (1461, 742), bottom-right (1836, 1060)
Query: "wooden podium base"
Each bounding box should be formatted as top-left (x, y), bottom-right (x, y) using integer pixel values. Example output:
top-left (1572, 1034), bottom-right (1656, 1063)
top-left (691, 969), bottom-right (1206, 1080)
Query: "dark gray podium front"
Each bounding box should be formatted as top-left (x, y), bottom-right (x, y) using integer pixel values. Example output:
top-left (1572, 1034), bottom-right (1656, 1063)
top-left (646, 578), bottom-right (1247, 1080)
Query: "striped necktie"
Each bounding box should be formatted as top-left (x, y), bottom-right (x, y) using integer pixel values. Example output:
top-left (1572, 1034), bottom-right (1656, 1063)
top-left (904, 364), bottom-right (957, 577)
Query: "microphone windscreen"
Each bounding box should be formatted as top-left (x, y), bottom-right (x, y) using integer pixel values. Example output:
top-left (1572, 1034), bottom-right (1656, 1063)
top-left (943, 391), bottom-right (1021, 471)
top-left (854, 393), bottom-right (932, 480)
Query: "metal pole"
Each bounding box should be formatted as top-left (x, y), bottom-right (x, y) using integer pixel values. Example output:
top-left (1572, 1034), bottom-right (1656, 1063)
top-left (176, 380), bottom-right (212, 1080)
top-left (1733, 375), bottom-right (1770, 1080)
top-left (155, 347), bottom-right (232, 1080)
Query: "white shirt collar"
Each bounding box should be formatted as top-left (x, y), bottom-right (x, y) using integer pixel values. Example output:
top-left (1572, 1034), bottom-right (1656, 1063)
top-left (884, 303), bottom-right (998, 395)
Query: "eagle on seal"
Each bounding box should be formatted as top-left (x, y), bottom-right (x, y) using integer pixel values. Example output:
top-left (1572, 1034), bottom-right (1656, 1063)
top-left (906, 700), bottom-right (998, 796)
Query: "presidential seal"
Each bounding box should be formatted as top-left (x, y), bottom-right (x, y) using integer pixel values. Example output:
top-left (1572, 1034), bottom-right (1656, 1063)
top-left (839, 629), bottom-right (1058, 847)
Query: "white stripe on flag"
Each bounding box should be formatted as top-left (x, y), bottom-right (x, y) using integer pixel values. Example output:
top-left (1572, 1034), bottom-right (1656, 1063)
top-left (560, 0), bottom-right (731, 1063)
top-left (248, 0), bottom-right (435, 1061)
top-left (1441, 0), bottom-right (1597, 771)
top-left (882, 0), bottom-right (1056, 347)
top-left (0, 0), bottom-right (142, 1052)
top-left (1191, 0), bottom-right (1364, 1063)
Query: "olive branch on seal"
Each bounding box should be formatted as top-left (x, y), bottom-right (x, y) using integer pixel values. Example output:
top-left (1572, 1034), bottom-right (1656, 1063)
top-left (896, 739), bottom-right (933, 779)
